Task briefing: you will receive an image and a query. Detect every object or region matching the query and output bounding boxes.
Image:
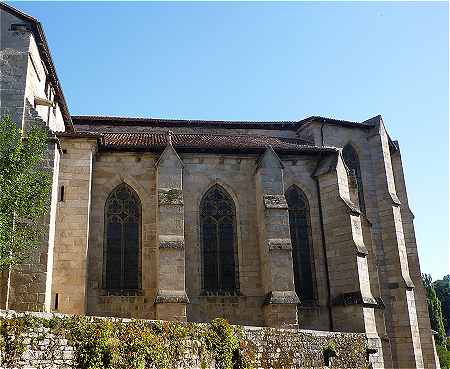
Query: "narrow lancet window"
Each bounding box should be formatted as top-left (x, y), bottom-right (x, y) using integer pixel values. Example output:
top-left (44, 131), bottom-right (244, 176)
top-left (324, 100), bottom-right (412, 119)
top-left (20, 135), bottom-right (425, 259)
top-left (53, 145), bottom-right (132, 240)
top-left (104, 183), bottom-right (140, 291)
top-left (286, 186), bottom-right (315, 302)
top-left (200, 185), bottom-right (239, 295)
top-left (342, 144), bottom-right (365, 212)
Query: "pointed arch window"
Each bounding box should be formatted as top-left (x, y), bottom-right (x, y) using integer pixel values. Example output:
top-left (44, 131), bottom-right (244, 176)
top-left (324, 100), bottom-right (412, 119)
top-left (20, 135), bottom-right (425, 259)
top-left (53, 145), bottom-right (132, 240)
top-left (342, 144), bottom-right (365, 212)
top-left (200, 185), bottom-right (239, 295)
top-left (104, 183), bottom-right (141, 291)
top-left (286, 186), bottom-right (315, 302)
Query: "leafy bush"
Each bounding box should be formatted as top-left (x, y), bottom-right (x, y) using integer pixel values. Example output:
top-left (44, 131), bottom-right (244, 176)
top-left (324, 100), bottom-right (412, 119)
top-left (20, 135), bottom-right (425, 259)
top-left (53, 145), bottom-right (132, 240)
top-left (0, 315), bottom-right (253, 369)
top-left (437, 344), bottom-right (450, 369)
top-left (0, 115), bottom-right (52, 270)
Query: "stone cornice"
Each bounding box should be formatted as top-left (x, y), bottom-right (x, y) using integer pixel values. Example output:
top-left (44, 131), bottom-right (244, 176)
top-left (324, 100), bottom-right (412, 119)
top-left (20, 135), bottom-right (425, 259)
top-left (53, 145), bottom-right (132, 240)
top-left (158, 188), bottom-right (183, 205)
top-left (332, 291), bottom-right (382, 309)
top-left (264, 290), bottom-right (300, 305)
top-left (159, 235), bottom-right (185, 249)
top-left (154, 290), bottom-right (190, 304)
top-left (263, 194), bottom-right (288, 209)
top-left (267, 238), bottom-right (292, 251)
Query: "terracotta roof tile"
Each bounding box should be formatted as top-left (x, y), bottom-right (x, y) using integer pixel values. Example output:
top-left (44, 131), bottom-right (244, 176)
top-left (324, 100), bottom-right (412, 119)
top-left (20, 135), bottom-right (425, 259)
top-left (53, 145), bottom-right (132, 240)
top-left (58, 131), bottom-right (336, 154)
top-left (63, 115), bottom-right (376, 153)
top-left (101, 132), bottom-right (334, 154)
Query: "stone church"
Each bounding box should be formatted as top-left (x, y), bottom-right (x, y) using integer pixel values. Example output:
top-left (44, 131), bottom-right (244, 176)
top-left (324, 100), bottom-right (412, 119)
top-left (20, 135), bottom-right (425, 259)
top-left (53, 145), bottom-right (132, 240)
top-left (0, 3), bottom-right (441, 369)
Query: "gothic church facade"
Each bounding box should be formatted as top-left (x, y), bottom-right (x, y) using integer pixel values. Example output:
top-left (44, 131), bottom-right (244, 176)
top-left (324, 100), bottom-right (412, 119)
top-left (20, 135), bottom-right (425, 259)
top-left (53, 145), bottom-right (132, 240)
top-left (0, 3), bottom-right (440, 369)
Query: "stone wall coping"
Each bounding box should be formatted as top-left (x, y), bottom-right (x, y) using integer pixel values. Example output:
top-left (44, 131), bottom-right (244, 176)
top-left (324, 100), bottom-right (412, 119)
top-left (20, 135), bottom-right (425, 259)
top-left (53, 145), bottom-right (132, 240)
top-left (0, 309), bottom-right (369, 338)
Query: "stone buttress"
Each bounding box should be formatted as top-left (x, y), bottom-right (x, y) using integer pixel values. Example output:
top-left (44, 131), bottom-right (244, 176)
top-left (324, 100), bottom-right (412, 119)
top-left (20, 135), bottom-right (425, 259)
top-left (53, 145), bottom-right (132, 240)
top-left (51, 137), bottom-right (97, 314)
top-left (154, 137), bottom-right (189, 321)
top-left (391, 143), bottom-right (438, 369)
top-left (254, 147), bottom-right (300, 328)
top-left (313, 151), bottom-right (385, 368)
top-left (368, 117), bottom-right (424, 369)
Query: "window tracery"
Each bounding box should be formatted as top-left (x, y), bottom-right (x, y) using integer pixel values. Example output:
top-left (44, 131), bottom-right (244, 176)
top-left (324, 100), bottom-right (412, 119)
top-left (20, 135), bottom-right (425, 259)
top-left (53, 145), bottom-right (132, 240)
top-left (286, 186), bottom-right (315, 302)
top-left (104, 183), bottom-right (141, 291)
top-left (200, 185), bottom-right (239, 295)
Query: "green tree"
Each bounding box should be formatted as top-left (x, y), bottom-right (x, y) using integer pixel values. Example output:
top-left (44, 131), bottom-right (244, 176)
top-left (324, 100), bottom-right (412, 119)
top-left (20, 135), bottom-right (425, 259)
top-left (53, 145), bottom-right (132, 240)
top-left (0, 115), bottom-right (52, 270)
top-left (423, 273), bottom-right (450, 369)
top-left (423, 273), bottom-right (446, 343)
top-left (434, 275), bottom-right (450, 335)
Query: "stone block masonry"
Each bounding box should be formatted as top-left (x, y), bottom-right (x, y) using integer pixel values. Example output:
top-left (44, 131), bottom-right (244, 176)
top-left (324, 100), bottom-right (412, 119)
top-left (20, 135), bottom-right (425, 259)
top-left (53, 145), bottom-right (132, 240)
top-left (52, 138), bottom-right (96, 315)
top-left (0, 3), bottom-right (439, 369)
top-left (0, 310), bottom-right (378, 369)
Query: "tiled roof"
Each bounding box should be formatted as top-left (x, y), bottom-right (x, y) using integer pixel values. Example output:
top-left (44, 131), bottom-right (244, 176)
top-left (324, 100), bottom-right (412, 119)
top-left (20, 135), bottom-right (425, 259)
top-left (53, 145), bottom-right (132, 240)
top-left (72, 116), bottom-right (299, 130)
top-left (65, 115), bottom-right (380, 153)
top-left (57, 131), bottom-right (101, 139)
top-left (298, 115), bottom-right (375, 129)
top-left (102, 132), bottom-right (331, 153)
top-left (58, 131), bottom-right (336, 154)
top-left (71, 114), bottom-right (374, 130)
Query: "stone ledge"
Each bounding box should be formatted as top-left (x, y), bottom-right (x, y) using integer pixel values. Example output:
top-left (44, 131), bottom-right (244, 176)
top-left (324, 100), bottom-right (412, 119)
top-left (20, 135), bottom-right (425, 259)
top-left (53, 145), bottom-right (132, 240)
top-left (263, 194), bottom-right (288, 209)
top-left (154, 289), bottom-right (190, 304)
top-left (353, 238), bottom-right (368, 256)
top-left (389, 192), bottom-right (402, 206)
top-left (340, 196), bottom-right (361, 215)
top-left (267, 238), bottom-right (292, 251)
top-left (158, 188), bottom-right (183, 205)
top-left (264, 290), bottom-right (300, 305)
top-left (331, 291), bottom-right (382, 308)
top-left (387, 275), bottom-right (415, 290)
top-left (159, 235), bottom-right (185, 249)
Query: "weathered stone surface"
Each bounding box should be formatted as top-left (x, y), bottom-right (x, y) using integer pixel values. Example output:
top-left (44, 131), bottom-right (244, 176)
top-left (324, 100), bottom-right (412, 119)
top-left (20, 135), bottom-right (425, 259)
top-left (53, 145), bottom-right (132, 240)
top-left (264, 290), bottom-right (300, 305)
top-left (0, 310), bottom-right (374, 369)
top-left (331, 291), bottom-right (379, 307)
top-left (154, 289), bottom-right (190, 304)
top-left (158, 188), bottom-right (183, 205)
top-left (155, 144), bottom-right (187, 321)
top-left (267, 238), bottom-right (292, 251)
top-left (0, 3), bottom-right (438, 368)
top-left (159, 235), bottom-right (185, 249)
top-left (263, 194), bottom-right (288, 209)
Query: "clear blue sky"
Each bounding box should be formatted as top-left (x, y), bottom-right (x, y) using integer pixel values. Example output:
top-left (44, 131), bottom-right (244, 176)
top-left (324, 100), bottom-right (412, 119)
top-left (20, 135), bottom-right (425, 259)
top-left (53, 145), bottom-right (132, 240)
top-left (13, 1), bottom-right (449, 279)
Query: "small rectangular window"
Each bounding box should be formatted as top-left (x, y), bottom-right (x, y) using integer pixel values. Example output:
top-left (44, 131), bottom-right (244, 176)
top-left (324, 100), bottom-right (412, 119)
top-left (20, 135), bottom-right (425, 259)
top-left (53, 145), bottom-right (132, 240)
top-left (54, 293), bottom-right (59, 310)
top-left (10, 23), bottom-right (30, 32)
top-left (59, 186), bottom-right (65, 202)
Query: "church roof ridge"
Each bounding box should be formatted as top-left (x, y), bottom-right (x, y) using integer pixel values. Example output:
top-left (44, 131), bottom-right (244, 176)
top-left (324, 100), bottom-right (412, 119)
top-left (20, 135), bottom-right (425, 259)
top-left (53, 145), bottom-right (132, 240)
top-left (72, 115), bottom-right (300, 129)
top-left (298, 115), bottom-right (375, 128)
top-left (72, 114), bottom-right (373, 130)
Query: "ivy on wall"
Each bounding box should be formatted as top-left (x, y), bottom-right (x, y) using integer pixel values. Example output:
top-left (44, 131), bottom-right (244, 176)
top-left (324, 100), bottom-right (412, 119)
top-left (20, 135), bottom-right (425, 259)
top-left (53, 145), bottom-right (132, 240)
top-left (0, 315), bottom-right (253, 369)
top-left (0, 313), bottom-right (371, 369)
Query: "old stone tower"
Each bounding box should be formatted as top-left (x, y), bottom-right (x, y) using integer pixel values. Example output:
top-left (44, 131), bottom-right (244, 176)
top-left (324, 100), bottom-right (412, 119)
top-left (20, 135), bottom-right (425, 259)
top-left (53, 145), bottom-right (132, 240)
top-left (0, 3), bottom-right (441, 369)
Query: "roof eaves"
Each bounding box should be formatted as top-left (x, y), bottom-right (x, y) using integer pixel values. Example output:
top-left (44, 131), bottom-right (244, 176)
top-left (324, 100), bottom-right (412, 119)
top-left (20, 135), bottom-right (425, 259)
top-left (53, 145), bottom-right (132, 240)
top-left (56, 131), bottom-right (103, 145)
top-left (99, 144), bottom-right (336, 155)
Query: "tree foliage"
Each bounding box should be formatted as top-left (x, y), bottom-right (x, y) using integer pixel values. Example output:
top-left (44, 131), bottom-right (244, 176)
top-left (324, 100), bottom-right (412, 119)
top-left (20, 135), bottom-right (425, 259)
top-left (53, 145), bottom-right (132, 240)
top-left (423, 273), bottom-right (446, 344)
top-left (434, 275), bottom-right (450, 335)
top-left (0, 115), bottom-right (52, 270)
top-left (423, 273), bottom-right (450, 369)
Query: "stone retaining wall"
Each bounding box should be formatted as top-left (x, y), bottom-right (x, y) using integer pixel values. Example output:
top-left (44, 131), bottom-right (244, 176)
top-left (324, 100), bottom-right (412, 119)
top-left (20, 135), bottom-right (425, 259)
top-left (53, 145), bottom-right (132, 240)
top-left (0, 311), bottom-right (377, 368)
